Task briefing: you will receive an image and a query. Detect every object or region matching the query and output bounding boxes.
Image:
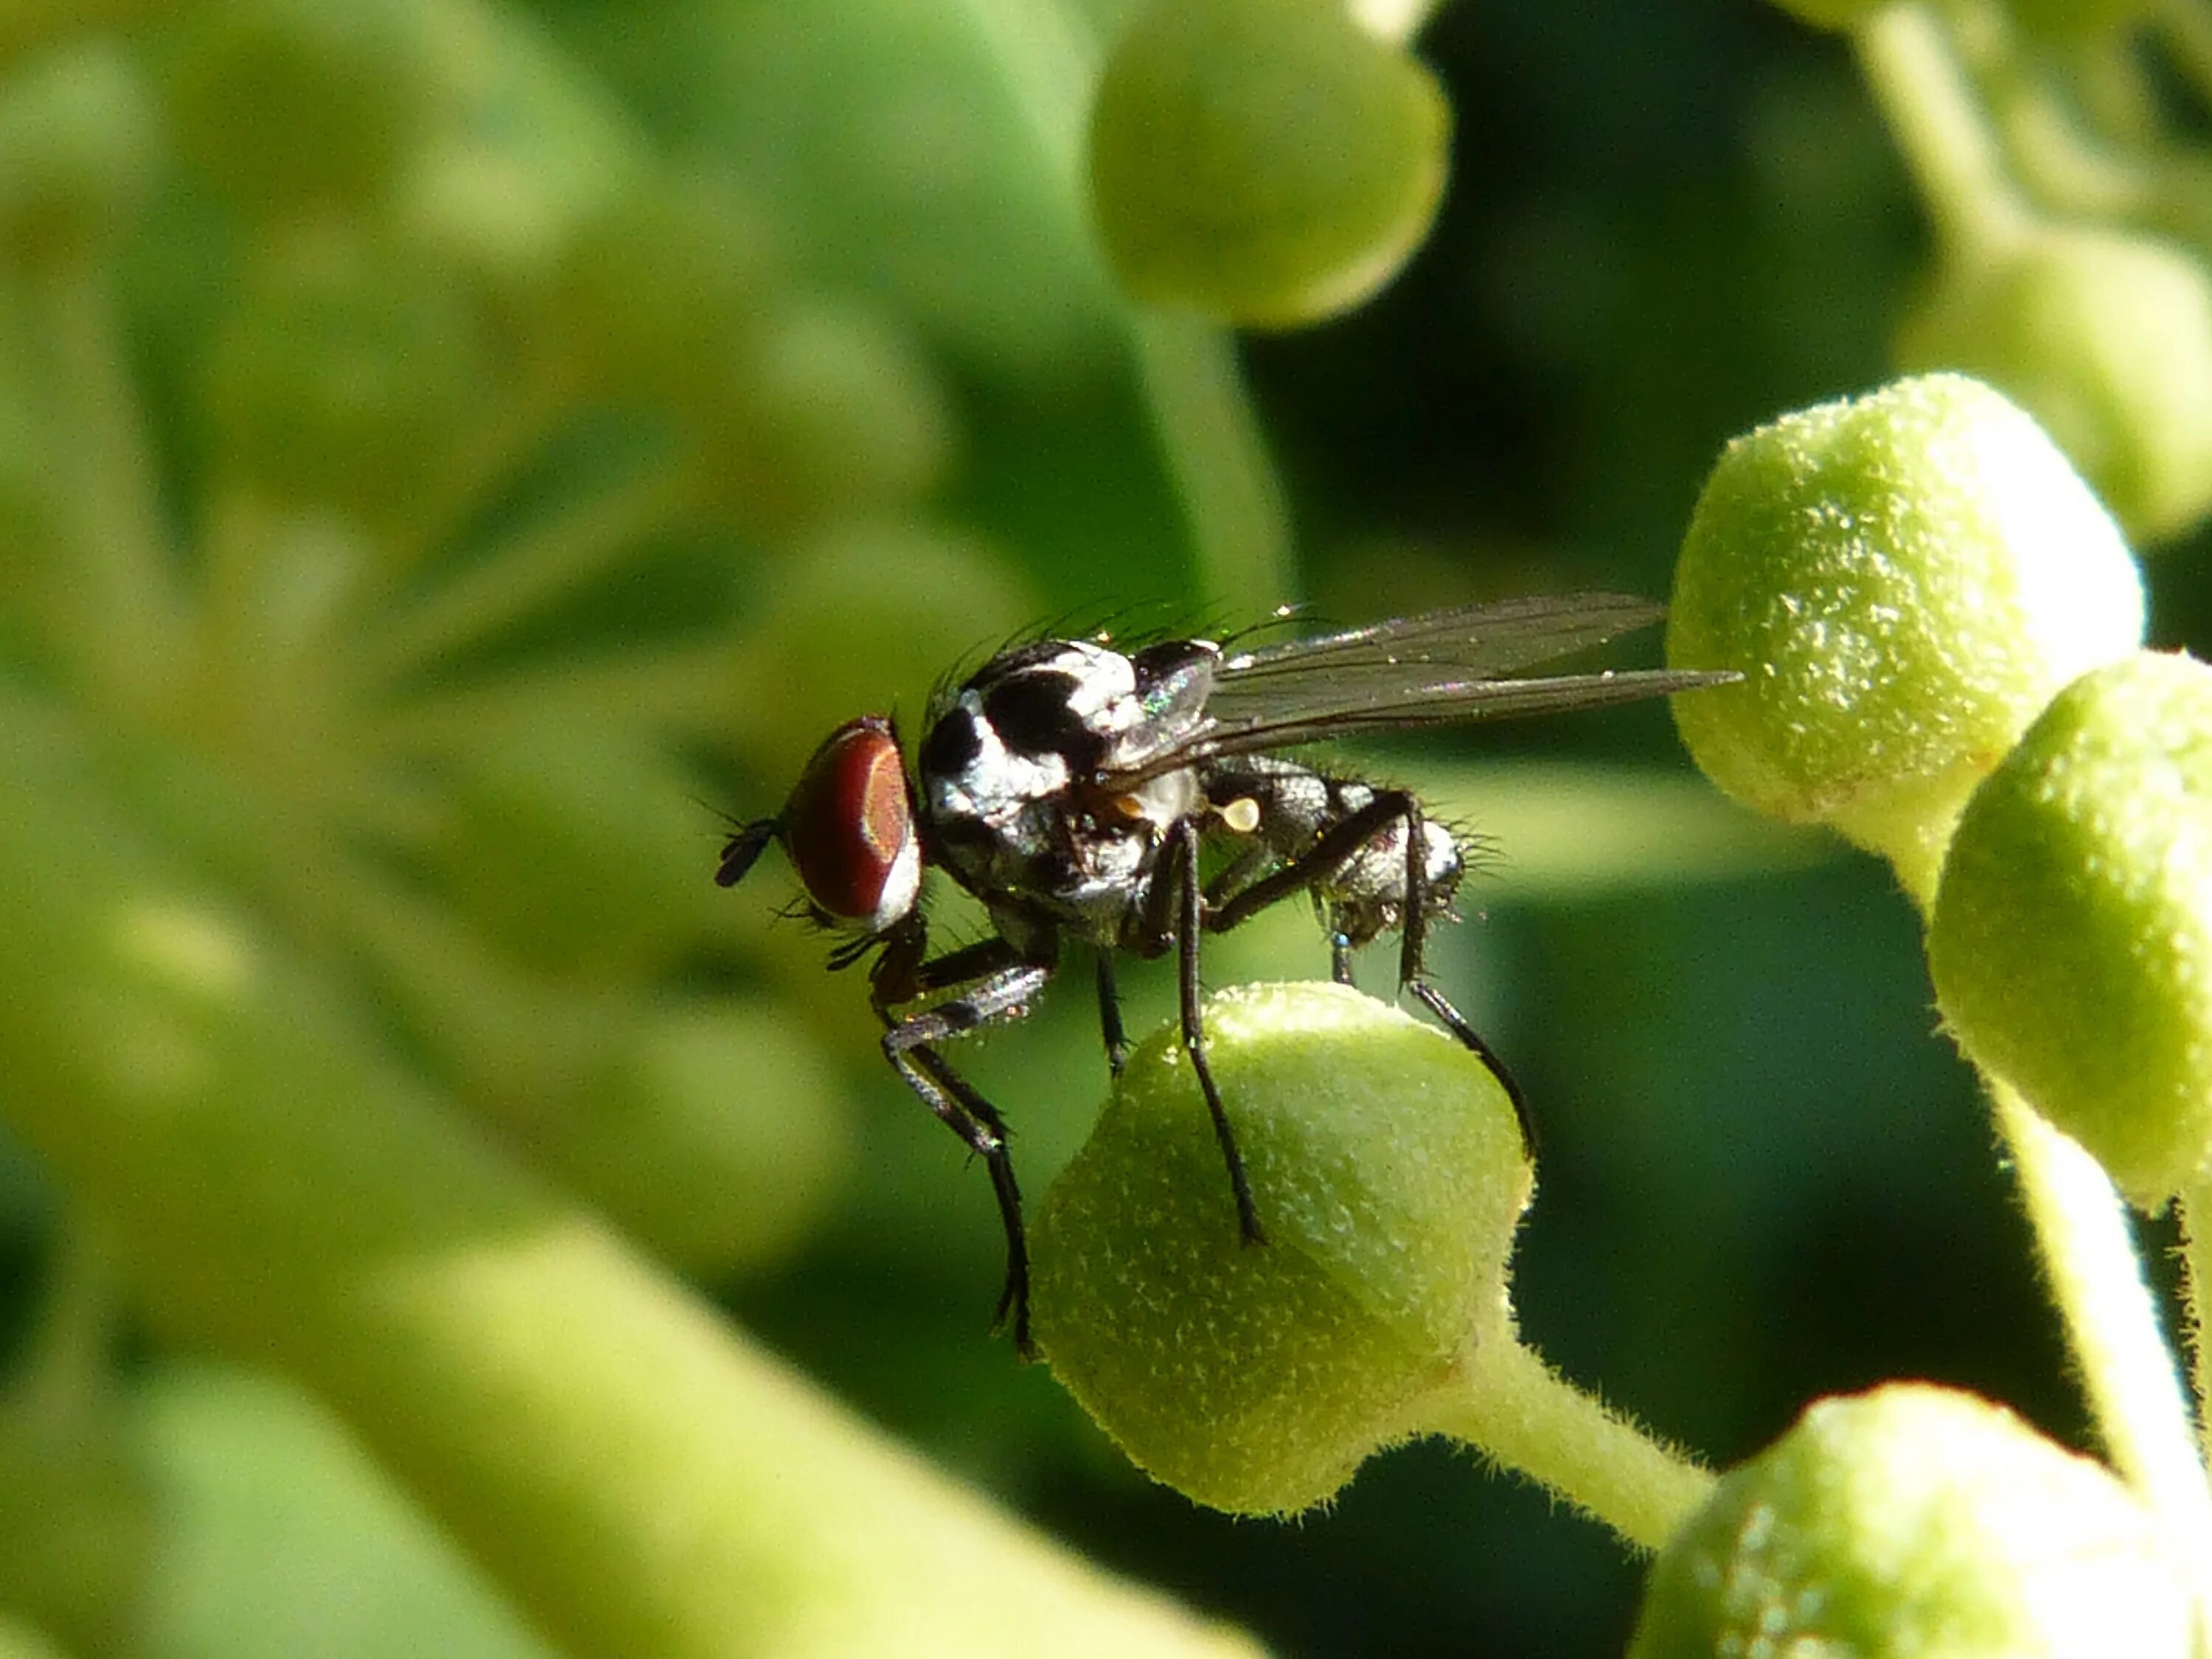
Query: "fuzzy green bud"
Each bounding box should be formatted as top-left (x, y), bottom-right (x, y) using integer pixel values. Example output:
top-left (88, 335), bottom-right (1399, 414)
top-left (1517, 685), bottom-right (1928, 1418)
top-left (1031, 981), bottom-right (1530, 1516)
top-left (691, 298), bottom-right (952, 534)
top-left (543, 175), bottom-right (785, 409)
top-left (563, 1001), bottom-right (857, 1275)
top-left (1894, 229), bottom-right (2212, 544)
top-left (1669, 374), bottom-right (2144, 891)
top-left (1088, 0), bottom-right (1448, 328)
top-left (1930, 652), bottom-right (2212, 1204)
top-left (1630, 1384), bottom-right (2194, 1659)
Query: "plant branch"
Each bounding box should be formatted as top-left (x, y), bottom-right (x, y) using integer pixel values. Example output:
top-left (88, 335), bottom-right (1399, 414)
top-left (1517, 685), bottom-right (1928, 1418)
top-left (1416, 1312), bottom-right (1715, 1551)
top-left (1989, 1088), bottom-right (2212, 1620)
top-left (1854, 3), bottom-right (2031, 262)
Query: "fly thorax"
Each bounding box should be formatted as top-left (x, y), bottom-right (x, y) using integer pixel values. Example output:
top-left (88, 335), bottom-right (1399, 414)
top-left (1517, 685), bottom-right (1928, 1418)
top-left (915, 638), bottom-right (1211, 922)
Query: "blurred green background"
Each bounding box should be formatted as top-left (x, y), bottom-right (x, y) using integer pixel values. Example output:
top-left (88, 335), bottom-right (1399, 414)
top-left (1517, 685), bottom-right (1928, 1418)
top-left (0, 0), bottom-right (2201, 1656)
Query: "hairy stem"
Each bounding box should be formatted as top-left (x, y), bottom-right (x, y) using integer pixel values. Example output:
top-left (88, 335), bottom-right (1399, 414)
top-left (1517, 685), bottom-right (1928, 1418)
top-left (1991, 1091), bottom-right (2212, 1622)
top-left (1416, 1315), bottom-right (1715, 1551)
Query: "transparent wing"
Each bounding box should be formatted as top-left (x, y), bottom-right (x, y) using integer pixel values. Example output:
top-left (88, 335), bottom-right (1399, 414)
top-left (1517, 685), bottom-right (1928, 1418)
top-left (1116, 594), bottom-right (1731, 779)
top-left (1213, 593), bottom-right (1665, 696)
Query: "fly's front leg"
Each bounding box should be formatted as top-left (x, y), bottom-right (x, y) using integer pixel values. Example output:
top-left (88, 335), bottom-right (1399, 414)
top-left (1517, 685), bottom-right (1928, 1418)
top-left (874, 936), bottom-right (1055, 1353)
top-left (1169, 818), bottom-right (1266, 1245)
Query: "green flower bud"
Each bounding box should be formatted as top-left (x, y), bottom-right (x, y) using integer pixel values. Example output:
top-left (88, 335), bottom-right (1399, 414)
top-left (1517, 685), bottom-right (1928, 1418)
top-left (1894, 229), bottom-right (2212, 544)
top-left (1931, 652), bottom-right (2212, 1204)
top-left (1630, 1384), bottom-right (2194, 1659)
top-left (1088, 0), bottom-right (1448, 328)
top-left (199, 245), bottom-right (493, 524)
top-left (1669, 373), bottom-right (2143, 890)
top-left (1031, 981), bottom-right (1531, 1516)
top-left (0, 42), bottom-right (157, 267)
top-left (721, 521), bottom-right (1039, 785)
top-left (166, 0), bottom-right (442, 218)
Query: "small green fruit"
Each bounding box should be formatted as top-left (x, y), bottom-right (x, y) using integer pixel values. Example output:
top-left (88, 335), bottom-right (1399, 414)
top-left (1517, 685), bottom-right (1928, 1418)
top-left (1931, 651), bottom-right (2212, 1204)
top-left (1032, 981), bottom-right (1529, 1516)
top-left (0, 43), bottom-right (156, 265)
top-left (167, 0), bottom-right (440, 217)
top-left (1630, 1384), bottom-right (2194, 1659)
top-left (1669, 374), bottom-right (2143, 886)
top-left (1088, 0), bottom-right (1448, 327)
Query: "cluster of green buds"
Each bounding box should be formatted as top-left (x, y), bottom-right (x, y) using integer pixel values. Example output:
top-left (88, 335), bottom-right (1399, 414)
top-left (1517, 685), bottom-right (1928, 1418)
top-left (1657, 369), bottom-right (2212, 1648)
top-left (1772, 0), bottom-right (2212, 546)
top-left (1027, 366), bottom-right (2212, 1644)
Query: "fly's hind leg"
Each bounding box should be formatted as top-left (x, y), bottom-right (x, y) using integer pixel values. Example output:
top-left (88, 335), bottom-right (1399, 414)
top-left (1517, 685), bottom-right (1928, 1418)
top-left (1392, 796), bottom-right (1537, 1158)
top-left (1405, 979), bottom-right (1537, 1157)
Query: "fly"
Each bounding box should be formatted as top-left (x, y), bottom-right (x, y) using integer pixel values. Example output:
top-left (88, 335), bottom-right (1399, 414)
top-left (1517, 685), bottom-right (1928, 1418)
top-left (716, 593), bottom-right (1734, 1352)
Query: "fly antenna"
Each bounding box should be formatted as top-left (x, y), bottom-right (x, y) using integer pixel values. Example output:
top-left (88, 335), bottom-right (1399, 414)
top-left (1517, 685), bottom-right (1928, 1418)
top-left (714, 818), bottom-right (781, 888)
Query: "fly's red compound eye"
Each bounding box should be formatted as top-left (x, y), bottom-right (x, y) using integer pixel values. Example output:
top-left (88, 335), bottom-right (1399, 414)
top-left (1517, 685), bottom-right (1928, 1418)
top-left (780, 715), bottom-right (922, 932)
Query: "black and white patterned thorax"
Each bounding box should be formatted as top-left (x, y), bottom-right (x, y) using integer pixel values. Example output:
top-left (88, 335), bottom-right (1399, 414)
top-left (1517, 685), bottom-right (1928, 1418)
top-left (916, 636), bottom-right (1220, 946)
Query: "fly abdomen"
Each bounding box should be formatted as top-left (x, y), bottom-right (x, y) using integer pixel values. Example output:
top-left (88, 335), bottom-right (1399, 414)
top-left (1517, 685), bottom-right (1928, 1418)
top-left (1204, 760), bottom-right (1464, 949)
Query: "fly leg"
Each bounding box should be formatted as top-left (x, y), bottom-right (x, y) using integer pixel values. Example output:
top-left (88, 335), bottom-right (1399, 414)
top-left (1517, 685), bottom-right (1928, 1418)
top-left (1404, 980), bottom-right (1536, 1154)
top-left (1204, 789), bottom-right (1411, 932)
top-left (1121, 819), bottom-right (1267, 1245)
top-left (1096, 953), bottom-right (1129, 1078)
top-left (1390, 796), bottom-right (1536, 1153)
top-left (874, 928), bottom-right (1057, 1353)
top-left (1174, 819), bottom-right (1266, 1243)
top-left (1206, 787), bottom-right (1537, 1155)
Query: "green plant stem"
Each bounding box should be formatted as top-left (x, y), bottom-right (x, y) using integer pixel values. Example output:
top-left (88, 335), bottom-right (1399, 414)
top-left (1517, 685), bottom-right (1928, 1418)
top-left (1989, 1091), bottom-right (2212, 1624)
top-left (1898, 846), bottom-right (2212, 1617)
top-left (0, 688), bottom-right (1259, 1659)
top-left (1415, 1314), bottom-right (1715, 1551)
top-left (2180, 1176), bottom-right (2211, 1460)
top-left (1854, 2), bottom-right (2031, 262)
top-left (1133, 312), bottom-right (1298, 611)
